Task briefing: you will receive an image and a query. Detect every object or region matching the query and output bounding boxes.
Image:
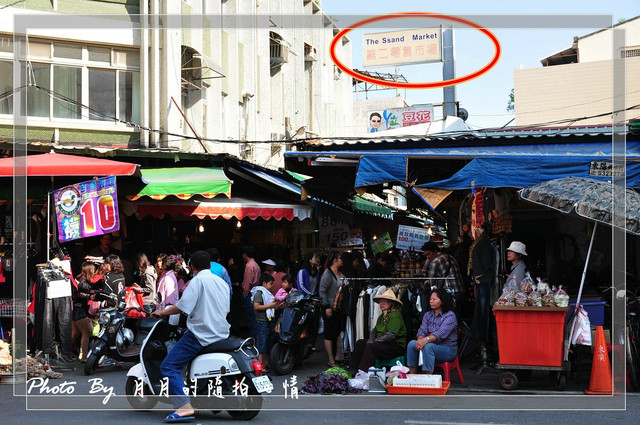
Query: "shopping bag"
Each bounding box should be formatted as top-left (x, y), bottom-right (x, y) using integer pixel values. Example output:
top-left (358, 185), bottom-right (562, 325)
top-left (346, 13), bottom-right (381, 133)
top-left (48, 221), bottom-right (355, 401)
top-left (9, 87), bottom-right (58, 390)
top-left (124, 287), bottom-right (147, 319)
top-left (88, 300), bottom-right (101, 318)
top-left (569, 306), bottom-right (592, 346)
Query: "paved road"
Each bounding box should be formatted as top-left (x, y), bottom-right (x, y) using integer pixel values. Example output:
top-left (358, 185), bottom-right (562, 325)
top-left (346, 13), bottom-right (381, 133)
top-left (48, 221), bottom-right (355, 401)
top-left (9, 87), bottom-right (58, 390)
top-left (2, 335), bottom-right (639, 424)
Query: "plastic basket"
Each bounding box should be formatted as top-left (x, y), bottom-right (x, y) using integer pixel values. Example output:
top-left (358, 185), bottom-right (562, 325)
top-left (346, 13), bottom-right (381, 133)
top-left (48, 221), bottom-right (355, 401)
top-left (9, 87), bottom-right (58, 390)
top-left (493, 306), bottom-right (569, 367)
top-left (386, 381), bottom-right (450, 395)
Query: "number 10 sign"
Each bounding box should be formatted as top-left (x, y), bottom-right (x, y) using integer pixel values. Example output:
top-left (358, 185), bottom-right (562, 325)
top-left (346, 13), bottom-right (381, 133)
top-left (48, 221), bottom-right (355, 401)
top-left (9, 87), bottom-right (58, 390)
top-left (54, 176), bottom-right (120, 242)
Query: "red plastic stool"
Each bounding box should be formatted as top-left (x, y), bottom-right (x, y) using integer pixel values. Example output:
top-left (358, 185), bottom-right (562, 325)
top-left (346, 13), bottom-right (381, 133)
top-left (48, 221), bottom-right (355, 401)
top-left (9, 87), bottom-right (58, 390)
top-left (435, 355), bottom-right (464, 384)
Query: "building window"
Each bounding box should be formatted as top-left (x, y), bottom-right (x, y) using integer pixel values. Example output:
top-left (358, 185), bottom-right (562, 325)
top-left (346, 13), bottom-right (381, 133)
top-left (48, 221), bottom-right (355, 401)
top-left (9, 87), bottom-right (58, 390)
top-left (0, 39), bottom-right (139, 124)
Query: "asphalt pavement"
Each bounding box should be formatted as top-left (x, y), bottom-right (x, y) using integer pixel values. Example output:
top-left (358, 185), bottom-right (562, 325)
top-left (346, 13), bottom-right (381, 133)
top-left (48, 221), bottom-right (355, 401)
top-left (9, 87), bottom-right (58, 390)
top-left (1, 338), bottom-right (639, 424)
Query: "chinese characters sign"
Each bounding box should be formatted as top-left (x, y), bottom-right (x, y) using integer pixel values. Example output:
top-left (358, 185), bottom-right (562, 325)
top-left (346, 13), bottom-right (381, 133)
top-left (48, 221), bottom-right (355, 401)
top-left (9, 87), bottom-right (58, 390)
top-left (363, 28), bottom-right (441, 68)
top-left (54, 176), bottom-right (120, 242)
top-left (589, 161), bottom-right (624, 177)
top-left (371, 232), bottom-right (394, 255)
top-left (395, 225), bottom-right (430, 251)
top-left (368, 105), bottom-right (434, 133)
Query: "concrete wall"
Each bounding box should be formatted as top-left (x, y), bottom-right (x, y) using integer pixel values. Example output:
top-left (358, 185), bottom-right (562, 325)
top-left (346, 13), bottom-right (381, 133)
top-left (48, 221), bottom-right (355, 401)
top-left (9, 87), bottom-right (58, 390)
top-left (514, 57), bottom-right (640, 127)
top-left (579, 18), bottom-right (640, 63)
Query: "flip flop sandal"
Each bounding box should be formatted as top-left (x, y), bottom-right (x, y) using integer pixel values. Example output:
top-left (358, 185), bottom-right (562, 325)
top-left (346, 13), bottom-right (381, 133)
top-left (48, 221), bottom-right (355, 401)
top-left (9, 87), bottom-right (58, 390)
top-left (163, 413), bottom-right (195, 423)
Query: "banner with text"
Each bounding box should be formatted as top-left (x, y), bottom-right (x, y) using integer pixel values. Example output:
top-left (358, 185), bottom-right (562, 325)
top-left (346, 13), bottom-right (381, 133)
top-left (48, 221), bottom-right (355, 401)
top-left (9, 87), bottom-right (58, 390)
top-left (371, 232), bottom-right (394, 255)
top-left (367, 104), bottom-right (434, 133)
top-left (319, 216), bottom-right (350, 247)
top-left (54, 176), bottom-right (120, 243)
top-left (395, 224), bottom-right (430, 251)
top-left (363, 28), bottom-right (442, 68)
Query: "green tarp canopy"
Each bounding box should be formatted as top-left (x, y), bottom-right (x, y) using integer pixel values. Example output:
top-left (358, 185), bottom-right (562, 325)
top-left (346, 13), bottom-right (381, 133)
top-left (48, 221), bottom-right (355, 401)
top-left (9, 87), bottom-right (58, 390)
top-left (125, 167), bottom-right (231, 200)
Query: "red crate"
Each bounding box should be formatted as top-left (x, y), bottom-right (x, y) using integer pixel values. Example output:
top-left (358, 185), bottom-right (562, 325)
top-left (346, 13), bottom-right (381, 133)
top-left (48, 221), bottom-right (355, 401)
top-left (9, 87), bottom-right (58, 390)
top-left (386, 381), bottom-right (450, 395)
top-left (493, 306), bottom-right (569, 367)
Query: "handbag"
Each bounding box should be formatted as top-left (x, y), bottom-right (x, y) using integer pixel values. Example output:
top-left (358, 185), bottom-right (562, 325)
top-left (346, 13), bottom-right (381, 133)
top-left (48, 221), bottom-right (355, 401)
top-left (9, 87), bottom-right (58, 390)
top-left (88, 300), bottom-right (101, 318)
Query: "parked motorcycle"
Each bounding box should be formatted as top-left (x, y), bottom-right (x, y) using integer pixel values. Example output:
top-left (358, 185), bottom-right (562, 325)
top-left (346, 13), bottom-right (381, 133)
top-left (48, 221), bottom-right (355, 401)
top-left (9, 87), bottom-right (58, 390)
top-left (84, 292), bottom-right (150, 375)
top-left (125, 315), bottom-right (271, 420)
top-left (270, 291), bottom-right (320, 375)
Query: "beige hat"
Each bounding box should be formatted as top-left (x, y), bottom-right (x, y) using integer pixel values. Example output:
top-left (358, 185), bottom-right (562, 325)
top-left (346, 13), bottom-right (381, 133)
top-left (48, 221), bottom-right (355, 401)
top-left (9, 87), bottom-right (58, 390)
top-left (373, 289), bottom-right (402, 307)
top-left (507, 241), bottom-right (527, 256)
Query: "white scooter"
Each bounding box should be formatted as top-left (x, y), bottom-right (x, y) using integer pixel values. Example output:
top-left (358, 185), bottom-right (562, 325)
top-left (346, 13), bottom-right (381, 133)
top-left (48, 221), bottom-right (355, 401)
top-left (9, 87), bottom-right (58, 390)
top-left (125, 315), bottom-right (273, 421)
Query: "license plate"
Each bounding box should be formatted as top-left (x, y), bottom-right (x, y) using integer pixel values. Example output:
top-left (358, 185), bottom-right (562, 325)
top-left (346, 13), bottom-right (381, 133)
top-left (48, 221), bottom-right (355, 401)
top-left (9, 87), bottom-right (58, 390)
top-left (252, 375), bottom-right (273, 393)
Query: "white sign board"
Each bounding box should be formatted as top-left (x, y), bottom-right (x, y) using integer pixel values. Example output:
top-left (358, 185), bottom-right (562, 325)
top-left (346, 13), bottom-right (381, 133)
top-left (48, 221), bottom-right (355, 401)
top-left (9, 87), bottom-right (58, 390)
top-left (368, 104), bottom-right (434, 133)
top-left (319, 217), bottom-right (350, 247)
top-left (396, 225), bottom-right (430, 251)
top-left (363, 28), bottom-right (441, 68)
top-left (338, 228), bottom-right (363, 247)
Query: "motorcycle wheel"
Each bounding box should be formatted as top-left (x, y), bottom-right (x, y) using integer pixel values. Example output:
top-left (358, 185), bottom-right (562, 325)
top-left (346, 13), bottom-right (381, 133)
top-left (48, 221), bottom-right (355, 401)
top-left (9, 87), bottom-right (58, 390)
top-left (83, 352), bottom-right (100, 375)
top-left (227, 388), bottom-right (261, 421)
top-left (125, 376), bottom-right (158, 410)
top-left (270, 343), bottom-right (296, 375)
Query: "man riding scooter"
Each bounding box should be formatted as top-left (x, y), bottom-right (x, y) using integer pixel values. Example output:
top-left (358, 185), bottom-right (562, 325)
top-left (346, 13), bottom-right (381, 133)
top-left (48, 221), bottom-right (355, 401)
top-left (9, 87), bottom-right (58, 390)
top-left (152, 250), bottom-right (230, 423)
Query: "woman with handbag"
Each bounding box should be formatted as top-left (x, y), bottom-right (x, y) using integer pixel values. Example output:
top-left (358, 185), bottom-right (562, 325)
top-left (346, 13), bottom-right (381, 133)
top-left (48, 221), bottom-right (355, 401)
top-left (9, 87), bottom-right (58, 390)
top-left (319, 251), bottom-right (343, 367)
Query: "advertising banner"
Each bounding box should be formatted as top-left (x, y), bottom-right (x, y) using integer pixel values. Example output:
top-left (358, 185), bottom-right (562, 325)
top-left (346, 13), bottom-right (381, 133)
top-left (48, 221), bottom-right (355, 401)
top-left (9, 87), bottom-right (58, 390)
top-left (370, 232), bottom-right (394, 255)
top-left (367, 104), bottom-right (434, 133)
top-left (395, 224), bottom-right (430, 251)
top-left (54, 176), bottom-right (120, 242)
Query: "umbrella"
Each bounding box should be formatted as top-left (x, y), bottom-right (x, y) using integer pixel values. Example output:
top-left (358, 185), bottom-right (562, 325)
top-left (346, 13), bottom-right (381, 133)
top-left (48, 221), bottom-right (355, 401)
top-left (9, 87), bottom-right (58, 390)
top-left (519, 176), bottom-right (640, 307)
top-left (0, 152), bottom-right (141, 177)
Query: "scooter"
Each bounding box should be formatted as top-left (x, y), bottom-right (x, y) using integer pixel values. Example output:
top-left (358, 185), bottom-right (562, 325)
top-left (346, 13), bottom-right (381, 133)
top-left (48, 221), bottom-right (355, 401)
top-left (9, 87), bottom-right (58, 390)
top-left (270, 291), bottom-right (320, 375)
top-left (83, 293), bottom-right (150, 375)
top-left (125, 315), bottom-right (271, 420)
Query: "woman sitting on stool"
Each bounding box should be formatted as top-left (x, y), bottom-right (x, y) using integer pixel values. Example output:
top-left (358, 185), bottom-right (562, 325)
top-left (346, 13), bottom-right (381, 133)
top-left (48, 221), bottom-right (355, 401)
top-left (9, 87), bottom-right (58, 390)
top-left (406, 288), bottom-right (458, 374)
top-left (349, 289), bottom-right (406, 373)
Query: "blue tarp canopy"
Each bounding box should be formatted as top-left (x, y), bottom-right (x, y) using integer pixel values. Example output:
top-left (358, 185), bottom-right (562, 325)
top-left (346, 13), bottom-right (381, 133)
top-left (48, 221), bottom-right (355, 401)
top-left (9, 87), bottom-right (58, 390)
top-left (306, 141), bottom-right (640, 189)
top-left (419, 157), bottom-right (640, 189)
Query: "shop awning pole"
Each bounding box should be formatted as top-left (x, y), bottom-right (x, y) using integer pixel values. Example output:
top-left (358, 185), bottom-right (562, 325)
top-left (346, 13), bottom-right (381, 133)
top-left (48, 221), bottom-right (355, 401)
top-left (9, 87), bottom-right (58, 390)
top-left (576, 221), bottom-right (597, 309)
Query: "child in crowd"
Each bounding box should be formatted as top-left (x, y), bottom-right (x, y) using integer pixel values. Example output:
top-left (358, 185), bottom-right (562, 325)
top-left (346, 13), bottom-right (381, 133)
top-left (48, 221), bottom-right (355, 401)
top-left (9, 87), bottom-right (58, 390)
top-left (251, 273), bottom-right (278, 372)
top-left (275, 273), bottom-right (295, 302)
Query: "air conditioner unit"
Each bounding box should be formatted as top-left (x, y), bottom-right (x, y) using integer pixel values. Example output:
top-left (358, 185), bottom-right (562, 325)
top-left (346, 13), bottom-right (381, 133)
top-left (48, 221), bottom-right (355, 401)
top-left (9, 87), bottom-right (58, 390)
top-left (270, 43), bottom-right (289, 68)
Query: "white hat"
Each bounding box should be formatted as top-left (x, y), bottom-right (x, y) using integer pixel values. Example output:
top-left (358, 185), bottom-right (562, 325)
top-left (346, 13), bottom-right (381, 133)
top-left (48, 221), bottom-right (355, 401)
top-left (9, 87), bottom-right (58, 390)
top-left (261, 259), bottom-right (276, 266)
top-left (507, 241), bottom-right (527, 256)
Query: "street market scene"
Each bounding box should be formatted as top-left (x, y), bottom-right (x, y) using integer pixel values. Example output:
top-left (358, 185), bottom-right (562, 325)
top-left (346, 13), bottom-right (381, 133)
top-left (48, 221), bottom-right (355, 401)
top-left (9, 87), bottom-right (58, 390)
top-left (0, 1), bottom-right (639, 423)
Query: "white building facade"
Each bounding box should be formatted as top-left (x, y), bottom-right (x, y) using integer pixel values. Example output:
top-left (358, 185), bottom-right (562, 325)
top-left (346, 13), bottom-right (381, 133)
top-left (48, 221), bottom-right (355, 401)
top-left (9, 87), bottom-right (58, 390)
top-left (0, 0), bottom-right (353, 169)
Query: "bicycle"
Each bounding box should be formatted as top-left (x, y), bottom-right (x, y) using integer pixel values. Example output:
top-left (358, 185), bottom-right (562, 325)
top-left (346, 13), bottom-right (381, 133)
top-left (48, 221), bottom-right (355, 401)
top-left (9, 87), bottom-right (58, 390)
top-left (601, 286), bottom-right (640, 391)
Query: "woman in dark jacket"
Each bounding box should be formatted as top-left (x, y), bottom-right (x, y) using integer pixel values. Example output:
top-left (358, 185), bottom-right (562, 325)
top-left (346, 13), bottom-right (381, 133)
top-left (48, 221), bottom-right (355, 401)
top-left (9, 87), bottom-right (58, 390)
top-left (102, 254), bottom-right (126, 307)
top-left (319, 251), bottom-right (343, 367)
top-left (72, 261), bottom-right (98, 363)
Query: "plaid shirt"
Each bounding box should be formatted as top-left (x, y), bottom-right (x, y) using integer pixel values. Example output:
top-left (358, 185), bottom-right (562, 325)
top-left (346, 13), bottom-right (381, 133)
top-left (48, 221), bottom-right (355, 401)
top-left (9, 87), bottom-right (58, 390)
top-left (427, 252), bottom-right (464, 293)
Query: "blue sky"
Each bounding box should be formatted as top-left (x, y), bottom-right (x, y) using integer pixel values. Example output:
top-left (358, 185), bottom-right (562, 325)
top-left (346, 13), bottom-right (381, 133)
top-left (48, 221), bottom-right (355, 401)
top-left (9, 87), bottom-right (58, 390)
top-left (320, 0), bottom-right (637, 129)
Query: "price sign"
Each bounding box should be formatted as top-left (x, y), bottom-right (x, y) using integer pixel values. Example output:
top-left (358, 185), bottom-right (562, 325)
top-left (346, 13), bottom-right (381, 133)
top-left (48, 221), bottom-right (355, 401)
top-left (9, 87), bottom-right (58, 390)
top-left (54, 176), bottom-right (120, 242)
top-left (395, 225), bottom-right (430, 251)
top-left (338, 228), bottom-right (363, 247)
top-left (318, 216), bottom-right (350, 247)
top-left (370, 232), bottom-right (394, 255)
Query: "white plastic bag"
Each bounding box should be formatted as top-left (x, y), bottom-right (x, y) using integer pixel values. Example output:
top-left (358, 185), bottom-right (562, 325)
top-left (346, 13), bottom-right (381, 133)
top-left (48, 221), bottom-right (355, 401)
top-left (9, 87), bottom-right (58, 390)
top-left (348, 370), bottom-right (369, 390)
top-left (569, 306), bottom-right (592, 346)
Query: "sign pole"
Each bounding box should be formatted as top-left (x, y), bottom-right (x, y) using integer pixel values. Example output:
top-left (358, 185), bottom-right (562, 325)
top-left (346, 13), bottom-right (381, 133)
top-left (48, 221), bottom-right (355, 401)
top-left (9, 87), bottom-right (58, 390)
top-left (442, 25), bottom-right (457, 118)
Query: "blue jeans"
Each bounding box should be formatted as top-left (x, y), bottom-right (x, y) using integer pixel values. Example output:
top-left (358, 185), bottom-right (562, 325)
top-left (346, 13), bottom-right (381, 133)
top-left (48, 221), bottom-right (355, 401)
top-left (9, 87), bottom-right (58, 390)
top-left (242, 295), bottom-right (257, 339)
top-left (255, 319), bottom-right (274, 354)
top-left (160, 330), bottom-right (203, 409)
top-left (474, 281), bottom-right (491, 343)
top-left (406, 340), bottom-right (457, 373)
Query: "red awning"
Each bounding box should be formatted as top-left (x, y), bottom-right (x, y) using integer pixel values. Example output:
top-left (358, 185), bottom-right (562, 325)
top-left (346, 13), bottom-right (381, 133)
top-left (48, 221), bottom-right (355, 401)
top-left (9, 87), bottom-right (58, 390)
top-left (122, 198), bottom-right (313, 221)
top-left (0, 152), bottom-right (141, 177)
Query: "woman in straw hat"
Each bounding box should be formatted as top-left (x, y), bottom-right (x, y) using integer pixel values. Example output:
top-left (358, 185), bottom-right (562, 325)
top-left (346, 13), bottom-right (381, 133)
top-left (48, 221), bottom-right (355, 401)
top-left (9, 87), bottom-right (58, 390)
top-left (348, 289), bottom-right (407, 373)
top-left (406, 288), bottom-right (458, 375)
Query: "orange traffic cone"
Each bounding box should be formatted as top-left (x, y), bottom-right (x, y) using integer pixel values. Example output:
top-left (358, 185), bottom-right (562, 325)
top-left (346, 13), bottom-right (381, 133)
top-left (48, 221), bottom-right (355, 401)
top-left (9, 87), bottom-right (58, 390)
top-left (585, 326), bottom-right (613, 395)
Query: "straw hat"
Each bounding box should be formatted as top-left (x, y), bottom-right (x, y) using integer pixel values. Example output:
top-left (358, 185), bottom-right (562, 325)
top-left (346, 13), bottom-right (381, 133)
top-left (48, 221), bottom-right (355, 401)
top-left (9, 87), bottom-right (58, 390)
top-left (507, 241), bottom-right (527, 256)
top-left (373, 289), bottom-right (402, 307)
